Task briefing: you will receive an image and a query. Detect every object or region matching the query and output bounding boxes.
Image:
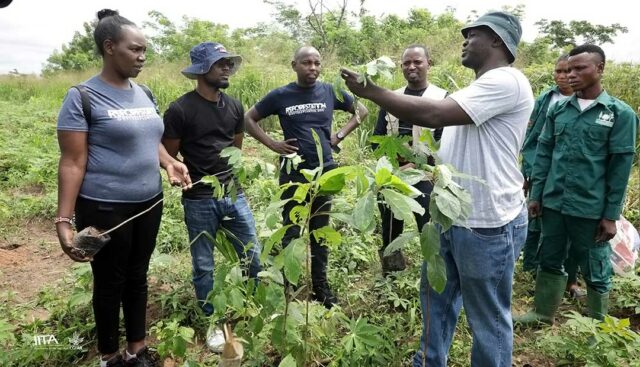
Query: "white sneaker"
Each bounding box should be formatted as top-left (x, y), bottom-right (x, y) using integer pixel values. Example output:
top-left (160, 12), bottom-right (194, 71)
top-left (206, 325), bottom-right (225, 353)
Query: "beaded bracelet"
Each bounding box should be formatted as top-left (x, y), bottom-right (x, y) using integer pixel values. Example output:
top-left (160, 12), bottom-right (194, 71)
top-left (54, 217), bottom-right (74, 225)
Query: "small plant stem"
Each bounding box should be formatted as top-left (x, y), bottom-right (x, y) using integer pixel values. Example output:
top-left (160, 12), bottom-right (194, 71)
top-left (98, 177), bottom-right (206, 236)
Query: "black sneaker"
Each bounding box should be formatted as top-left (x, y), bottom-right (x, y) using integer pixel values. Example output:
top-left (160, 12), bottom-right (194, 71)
top-left (125, 346), bottom-right (160, 367)
top-left (312, 282), bottom-right (337, 309)
top-left (103, 354), bottom-right (125, 367)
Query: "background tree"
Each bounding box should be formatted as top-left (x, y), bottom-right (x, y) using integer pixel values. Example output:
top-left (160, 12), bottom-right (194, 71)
top-left (535, 19), bottom-right (628, 49)
top-left (42, 22), bottom-right (99, 75)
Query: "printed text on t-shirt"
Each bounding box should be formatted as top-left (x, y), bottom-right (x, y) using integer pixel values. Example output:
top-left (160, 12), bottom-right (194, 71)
top-left (107, 107), bottom-right (157, 121)
top-left (285, 103), bottom-right (327, 116)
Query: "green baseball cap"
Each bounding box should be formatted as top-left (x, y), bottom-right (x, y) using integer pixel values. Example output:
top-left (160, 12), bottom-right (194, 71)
top-left (461, 11), bottom-right (522, 63)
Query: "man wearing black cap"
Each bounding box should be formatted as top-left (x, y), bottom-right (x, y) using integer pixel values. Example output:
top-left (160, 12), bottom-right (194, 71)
top-left (162, 42), bottom-right (261, 353)
top-left (341, 11), bottom-right (534, 367)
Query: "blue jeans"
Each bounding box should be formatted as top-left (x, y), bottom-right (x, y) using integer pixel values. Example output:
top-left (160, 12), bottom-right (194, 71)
top-left (413, 208), bottom-right (527, 367)
top-left (183, 194), bottom-right (262, 316)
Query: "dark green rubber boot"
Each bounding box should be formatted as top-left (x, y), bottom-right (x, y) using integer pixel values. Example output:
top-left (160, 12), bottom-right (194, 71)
top-left (514, 270), bottom-right (567, 326)
top-left (586, 287), bottom-right (609, 321)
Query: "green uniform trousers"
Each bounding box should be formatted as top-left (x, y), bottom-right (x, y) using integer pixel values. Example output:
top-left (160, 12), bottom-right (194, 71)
top-left (539, 208), bottom-right (612, 294)
top-left (522, 217), bottom-right (579, 283)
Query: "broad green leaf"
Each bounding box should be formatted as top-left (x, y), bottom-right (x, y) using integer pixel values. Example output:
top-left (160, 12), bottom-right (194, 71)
top-left (292, 183), bottom-right (310, 203)
top-left (376, 55), bottom-right (395, 68)
top-left (434, 164), bottom-right (453, 188)
top-left (378, 68), bottom-right (393, 79)
top-left (353, 191), bottom-right (375, 232)
top-left (265, 199), bottom-right (291, 229)
top-left (433, 185), bottom-right (462, 221)
top-left (68, 291), bottom-right (92, 307)
top-left (318, 166), bottom-right (358, 185)
top-left (383, 230), bottom-right (418, 256)
top-left (366, 62), bottom-right (379, 77)
top-left (420, 222), bottom-right (441, 259)
top-left (386, 174), bottom-right (422, 197)
top-left (329, 212), bottom-right (355, 227)
top-left (375, 156), bottom-right (394, 173)
top-left (281, 238), bottom-right (306, 285)
top-left (426, 254), bottom-right (447, 294)
top-left (278, 354), bottom-right (297, 367)
top-left (375, 167), bottom-right (392, 187)
top-left (289, 205), bottom-right (309, 226)
top-left (355, 170), bottom-right (370, 196)
top-left (396, 168), bottom-right (426, 186)
top-left (317, 171), bottom-right (346, 195)
top-left (300, 167), bottom-right (320, 182)
top-left (311, 128), bottom-right (324, 170)
top-left (257, 267), bottom-right (284, 285)
top-left (261, 225), bottom-right (293, 263)
top-left (212, 292), bottom-right (227, 315)
top-left (220, 146), bottom-right (242, 168)
top-left (418, 128), bottom-right (440, 153)
top-left (380, 189), bottom-right (424, 223)
top-left (312, 226), bottom-right (342, 247)
top-left (429, 197), bottom-right (454, 233)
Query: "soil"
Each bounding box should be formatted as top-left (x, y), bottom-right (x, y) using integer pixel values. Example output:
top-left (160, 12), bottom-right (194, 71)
top-left (0, 217), bottom-right (75, 320)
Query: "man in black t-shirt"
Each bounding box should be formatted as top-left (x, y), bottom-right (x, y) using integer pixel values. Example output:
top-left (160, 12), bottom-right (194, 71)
top-left (245, 46), bottom-right (368, 308)
top-left (371, 45), bottom-right (448, 276)
top-left (162, 42), bottom-right (261, 352)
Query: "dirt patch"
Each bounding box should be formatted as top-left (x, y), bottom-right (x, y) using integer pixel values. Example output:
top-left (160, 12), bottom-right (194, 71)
top-left (0, 217), bottom-right (75, 306)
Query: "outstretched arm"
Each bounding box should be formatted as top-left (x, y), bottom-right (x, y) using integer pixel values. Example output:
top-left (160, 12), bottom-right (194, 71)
top-left (340, 68), bottom-right (473, 128)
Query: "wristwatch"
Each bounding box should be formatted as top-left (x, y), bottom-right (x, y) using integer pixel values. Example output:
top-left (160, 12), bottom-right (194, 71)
top-left (336, 131), bottom-right (345, 140)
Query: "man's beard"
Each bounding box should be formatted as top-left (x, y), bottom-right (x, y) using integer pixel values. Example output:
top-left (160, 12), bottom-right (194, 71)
top-left (205, 77), bottom-right (229, 89)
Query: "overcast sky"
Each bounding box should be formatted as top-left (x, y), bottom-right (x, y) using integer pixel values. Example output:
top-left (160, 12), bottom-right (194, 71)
top-left (0, 0), bottom-right (638, 74)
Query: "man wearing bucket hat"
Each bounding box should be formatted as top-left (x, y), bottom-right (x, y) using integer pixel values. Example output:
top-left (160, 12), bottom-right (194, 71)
top-left (341, 11), bottom-right (533, 367)
top-left (162, 42), bottom-right (261, 352)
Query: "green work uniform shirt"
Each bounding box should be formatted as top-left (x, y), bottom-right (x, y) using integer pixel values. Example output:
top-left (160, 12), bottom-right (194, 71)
top-left (521, 86), bottom-right (566, 179)
top-left (530, 90), bottom-right (638, 220)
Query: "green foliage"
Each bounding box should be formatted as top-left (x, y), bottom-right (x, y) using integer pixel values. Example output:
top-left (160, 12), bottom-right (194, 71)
top-left (144, 11), bottom-right (230, 63)
top-left (535, 18), bottom-right (628, 49)
top-left (150, 320), bottom-right (195, 360)
top-left (42, 22), bottom-right (100, 75)
top-left (539, 312), bottom-right (640, 367)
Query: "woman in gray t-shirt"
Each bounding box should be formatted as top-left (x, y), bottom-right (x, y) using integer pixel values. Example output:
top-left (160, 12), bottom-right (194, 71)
top-left (55, 9), bottom-right (190, 367)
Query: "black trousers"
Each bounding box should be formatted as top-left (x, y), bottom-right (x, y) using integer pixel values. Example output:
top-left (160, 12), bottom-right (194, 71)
top-left (378, 180), bottom-right (433, 251)
top-left (75, 193), bottom-right (163, 354)
top-left (280, 169), bottom-right (332, 284)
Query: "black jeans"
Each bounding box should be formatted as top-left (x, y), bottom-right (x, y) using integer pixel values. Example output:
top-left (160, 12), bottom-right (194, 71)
top-left (378, 180), bottom-right (433, 251)
top-left (75, 193), bottom-right (163, 354)
top-left (280, 169), bottom-right (332, 284)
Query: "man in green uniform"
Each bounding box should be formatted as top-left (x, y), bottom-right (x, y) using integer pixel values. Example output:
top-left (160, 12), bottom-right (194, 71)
top-left (520, 55), bottom-right (584, 297)
top-left (516, 44), bottom-right (638, 325)
top-left (521, 55), bottom-right (572, 272)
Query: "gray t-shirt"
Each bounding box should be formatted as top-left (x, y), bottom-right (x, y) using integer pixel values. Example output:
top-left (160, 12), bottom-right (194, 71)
top-left (57, 76), bottom-right (163, 203)
top-left (440, 67), bottom-right (534, 227)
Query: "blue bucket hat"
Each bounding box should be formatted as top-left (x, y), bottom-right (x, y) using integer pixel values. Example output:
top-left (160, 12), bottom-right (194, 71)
top-left (461, 11), bottom-right (522, 63)
top-left (181, 42), bottom-right (242, 79)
